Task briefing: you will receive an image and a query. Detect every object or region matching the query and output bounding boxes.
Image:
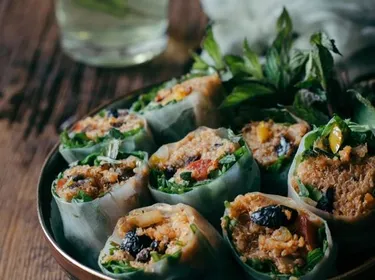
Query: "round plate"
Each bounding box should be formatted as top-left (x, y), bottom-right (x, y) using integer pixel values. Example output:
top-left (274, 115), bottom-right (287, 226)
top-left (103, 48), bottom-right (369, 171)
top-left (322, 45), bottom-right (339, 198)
top-left (37, 85), bottom-right (375, 280)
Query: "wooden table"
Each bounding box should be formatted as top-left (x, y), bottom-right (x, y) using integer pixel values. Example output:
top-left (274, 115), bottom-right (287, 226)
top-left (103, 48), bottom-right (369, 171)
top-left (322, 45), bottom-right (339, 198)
top-left (0, 1), bottom-right (206, 279)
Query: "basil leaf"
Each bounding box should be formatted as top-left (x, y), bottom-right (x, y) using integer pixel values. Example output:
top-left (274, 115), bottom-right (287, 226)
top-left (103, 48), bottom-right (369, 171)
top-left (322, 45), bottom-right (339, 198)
top-left (287, 89), bottom-right (329, 126)
top-left (191, 52), bottom-right (210, 71)
top-left (180, 171), bottom-right (193, 182)
top-left (224, 55), bottom-right (247, 77)
top-left (243, 39), bottom-right (263, 79)
top-left (202, 28), bottom-right (225, 70)
top-left (220, 83), bottom-right (275, 108)
top-left (310, 32), bottom-right (342, 56)
top-left (276, 7), bottom-right (293, 34)
top-left (264, 48), bottom-right (281, 87)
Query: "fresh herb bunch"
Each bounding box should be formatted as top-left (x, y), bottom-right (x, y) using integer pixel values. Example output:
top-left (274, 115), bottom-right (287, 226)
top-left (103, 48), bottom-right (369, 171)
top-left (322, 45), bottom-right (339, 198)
top-left (150, 144), bottom-right (247, 194)
top-left (191, 8), bottom-right (342, 128)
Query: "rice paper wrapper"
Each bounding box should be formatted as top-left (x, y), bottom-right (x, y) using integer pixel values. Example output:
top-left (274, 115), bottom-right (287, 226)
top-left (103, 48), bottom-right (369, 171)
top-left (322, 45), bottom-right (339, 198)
top-left (288, 131), bottom-right (375, 251)
top-left (143, 91), bottom-right (220, 144)
top-left (98, 203), bottom-right (240, 280)
top-left (149, 128), bottom-right (261, 225)
top-left (222, 192), bottom-right (336, 280)
top-left (52, 160), bottom-right (151, 268)
top-left (59, 115), bottom-right (156, 164)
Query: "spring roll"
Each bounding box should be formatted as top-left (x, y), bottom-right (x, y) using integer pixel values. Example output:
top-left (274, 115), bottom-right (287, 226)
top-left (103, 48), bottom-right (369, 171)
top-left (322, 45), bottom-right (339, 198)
top-left (222, 192), bottom-right (336, 280)
top-left (52, 151), bottom-right (151, 267)
top-left (288, 115), bottom-right (375, 250)
top-left (131, 74), bottom-right (223, 144)
top-left (242, 120), bottom-right (310, 196)
top-left (59, 109), bottom-right (156, 163)
top-left (148, 127), bottom-right (260, 224)
top-left (98, 203), bottom-right (238, 279)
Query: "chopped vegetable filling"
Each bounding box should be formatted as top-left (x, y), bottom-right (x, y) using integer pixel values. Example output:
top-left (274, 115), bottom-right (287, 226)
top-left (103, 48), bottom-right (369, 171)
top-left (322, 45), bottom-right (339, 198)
top-left (101, 208), bottom-right (190, 271)
top-left (242, 120), bottom-right (309, 169)
top-left (61, 109), bottom-right (144, 148)
top-left (224, 194), bottom-right (325, 276)
top-left (293, 116), bottom-right (375, 217)
top-left (149, 128), bottom-right (243, 193)
top-left (55, 156), bottom-right (140, 202)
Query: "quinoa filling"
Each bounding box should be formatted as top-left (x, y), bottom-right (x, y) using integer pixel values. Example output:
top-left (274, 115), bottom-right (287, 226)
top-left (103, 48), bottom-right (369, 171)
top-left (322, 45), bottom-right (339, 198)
top-left (224, 194), bottom-right (326, 276)
top-left (292, 116), bottom-right (375, 217)
top-left (54, 155), bottom-right (141, 202)
top-left (242, 120), bottom-right (309, 170)
top-left (149, 128), bottom-right (245, 193)
top-left (60, 109), bottom-right (144, 148)
top-left (101, 208), bottom-right (191, 272)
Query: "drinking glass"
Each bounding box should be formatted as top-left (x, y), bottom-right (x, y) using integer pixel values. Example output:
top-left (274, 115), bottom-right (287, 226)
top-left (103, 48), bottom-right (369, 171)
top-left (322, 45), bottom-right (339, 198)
top-left (55, 0), bottom-right (169, 67)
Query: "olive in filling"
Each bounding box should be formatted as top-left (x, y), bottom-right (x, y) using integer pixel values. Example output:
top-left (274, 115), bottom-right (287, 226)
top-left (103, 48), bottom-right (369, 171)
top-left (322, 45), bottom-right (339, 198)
top-left (119, 230), bottom-right (164, 263)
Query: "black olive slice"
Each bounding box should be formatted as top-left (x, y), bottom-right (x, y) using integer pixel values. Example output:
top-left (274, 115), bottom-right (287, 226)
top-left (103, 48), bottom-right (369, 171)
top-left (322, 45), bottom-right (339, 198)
top-left (316, 187), bottom-right (334, 213)
top-left (250, 205), bottom-right (298, 229)
top-left (120, 230), bottom-right (153, 258)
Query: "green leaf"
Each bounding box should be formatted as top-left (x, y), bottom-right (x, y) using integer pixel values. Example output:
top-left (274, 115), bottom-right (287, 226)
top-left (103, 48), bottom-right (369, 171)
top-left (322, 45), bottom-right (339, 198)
top-left (276, 7), bottom-right (293, 35)
top-left (191, 52), bottom-right (210, 71)
top-left (102, 260), bottom-right (140, 274)
top-left (266, 156), bottom-right (288, 173)
top-left (180, 171), bottom-right (193, 182)
top-left (264, 48), bottom-right (281, 86)
top-left (60, 130), bottom-right (93, 149)
top-left (150, 251), bottom-right (161, 262)
top-left (243, 39), bottom-right (263, 79)
top-left (306, 248), bottom-right (324, 270)
top-left (79, 153), bottom-right (101, 166)
top-left (297, 178), bottom-right (310, 197)
top-left (310, 32), bottom-right (342, 56)
top-left (297, 178), bottom-right (322, 201)
top-left (288, 89), bottom-right (329, 126)
top-left (202, 28), bottom-right (225, 70)
top-left (219, 154), bottom-right (236, 165)
top-left (108, 128), bottom-right (125, 139)
top-left (224, 55), bottom-right (247, 77)
top-left (72, 190), bottom-right (93, 203)
top-left (220, 83), bottom-right (275, 108)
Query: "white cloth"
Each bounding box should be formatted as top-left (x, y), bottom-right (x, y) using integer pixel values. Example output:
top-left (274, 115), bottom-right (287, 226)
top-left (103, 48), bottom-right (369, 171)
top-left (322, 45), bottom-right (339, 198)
top-left (200, 0), bottom-right (375, 61)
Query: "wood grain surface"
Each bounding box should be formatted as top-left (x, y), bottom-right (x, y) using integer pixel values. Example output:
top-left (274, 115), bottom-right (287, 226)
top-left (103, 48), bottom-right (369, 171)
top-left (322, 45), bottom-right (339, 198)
top-left (0, 1), bottom-right (206, 279)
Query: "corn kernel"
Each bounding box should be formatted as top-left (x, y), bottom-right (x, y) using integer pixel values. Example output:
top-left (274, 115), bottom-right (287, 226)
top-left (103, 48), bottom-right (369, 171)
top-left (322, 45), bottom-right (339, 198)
top-left (256, 121), bottom-right (272, 143)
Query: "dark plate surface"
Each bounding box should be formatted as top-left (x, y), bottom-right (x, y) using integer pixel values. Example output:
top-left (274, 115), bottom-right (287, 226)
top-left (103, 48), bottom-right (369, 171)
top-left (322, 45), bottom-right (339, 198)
top-left (37, 84), bottom-right (375, 280)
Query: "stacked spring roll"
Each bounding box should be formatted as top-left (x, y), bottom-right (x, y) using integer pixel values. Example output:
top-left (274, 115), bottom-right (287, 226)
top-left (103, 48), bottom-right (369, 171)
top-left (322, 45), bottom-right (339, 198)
top-left (98, 203), bottom-right (238, 280)
top-left (52, 150), bottom-right (151, 267)
top-left (288, 116), bottom-right (375, 249)
top-left (222, 192), bottom-right (336, 280)
top-left (130, 74), bottom-right (223, 143)
top-left (59, 109), bottom-right (156, 163)
top-left (148, 126), bottom-right (260, 223)
top-left (242, 119), bottom-right (310, 196)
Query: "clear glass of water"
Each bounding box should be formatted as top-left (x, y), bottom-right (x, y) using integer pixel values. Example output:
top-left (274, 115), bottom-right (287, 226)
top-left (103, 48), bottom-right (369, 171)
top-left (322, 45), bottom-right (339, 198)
top-left (55, 0), bottom-right (169, 67)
